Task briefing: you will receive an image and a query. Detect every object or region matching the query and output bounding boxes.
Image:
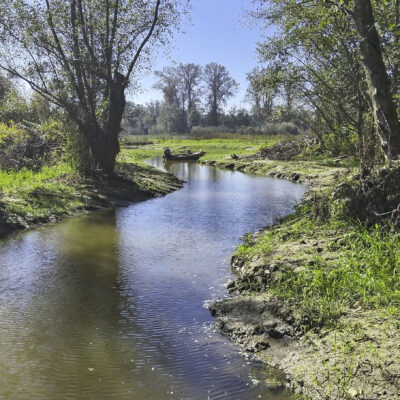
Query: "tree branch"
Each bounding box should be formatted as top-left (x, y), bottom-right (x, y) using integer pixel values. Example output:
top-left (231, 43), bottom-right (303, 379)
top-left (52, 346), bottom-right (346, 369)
top-left (45, 0), bottom-right (81, 97)
top-left (124, 0), bottom-right (161, 87)
top-left (0, 64), bottom-right (65, 108)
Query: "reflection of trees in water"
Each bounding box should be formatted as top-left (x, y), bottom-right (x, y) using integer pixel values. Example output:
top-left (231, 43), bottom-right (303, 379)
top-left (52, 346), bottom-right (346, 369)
top-left (208, 164), bottom-right (219, 182)
top-left (31, 212), bottom-right (133, 394)
top-left (0, 211), bottom-right (168, 399)
top-left (163, 160), bottom-right (221, 183)
top-left (149, 156), bottom-right (221, 183)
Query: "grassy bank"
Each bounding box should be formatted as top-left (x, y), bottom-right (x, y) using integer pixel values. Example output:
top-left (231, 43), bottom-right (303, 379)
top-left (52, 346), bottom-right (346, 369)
top-left (1, 134), bottom-right (278, 235)
top-left (0, 161), bottom-right (182, 236)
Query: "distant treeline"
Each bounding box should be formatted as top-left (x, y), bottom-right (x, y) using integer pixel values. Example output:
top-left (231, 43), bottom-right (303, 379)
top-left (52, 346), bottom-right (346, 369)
top-left (122, 62), bottom-right (308, 137)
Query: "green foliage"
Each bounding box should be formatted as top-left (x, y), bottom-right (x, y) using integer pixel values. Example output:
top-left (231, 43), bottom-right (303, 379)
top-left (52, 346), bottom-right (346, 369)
top-left (332, 164), bottom-right (400, 224)
top-left (0, 0), bottom-right (188, 173)
top-left (0, 121), bottom-right (24, 145)
top-left (0, 90), bottom-right (30, 124)
top-left (251, 0), bottom-right (379, 162)
top-left (28, 92), bottom-right (54, 123)
top-left (323, 128), bottom-right (360, 156)
top-left (297, 142), bottom-right (323, 160)
top-left (236, 231), bottom-right (273, 258)
top-left (0, 117), bottom-right (67, 171)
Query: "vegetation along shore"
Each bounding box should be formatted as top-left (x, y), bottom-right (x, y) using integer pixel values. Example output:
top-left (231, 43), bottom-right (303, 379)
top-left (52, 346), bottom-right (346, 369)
top-left (0, 161), bottom-right (182, 237)
top-left (2, 129), bottom-right (397, 399)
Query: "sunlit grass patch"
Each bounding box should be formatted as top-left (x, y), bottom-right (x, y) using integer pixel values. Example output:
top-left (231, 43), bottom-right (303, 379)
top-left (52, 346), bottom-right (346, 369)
top-left (0, 163), bottom-right (75, 193)
top-left (120, 135), bottom-right (284, 164)
top-left (0, 164), bottom-right (84, 219)
top-left (236, 231), bottom-right (274, 258)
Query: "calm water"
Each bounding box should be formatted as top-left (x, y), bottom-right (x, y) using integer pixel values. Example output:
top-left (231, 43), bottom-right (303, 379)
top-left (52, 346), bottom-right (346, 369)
top-left (0, 158), bottom-right (306, 400)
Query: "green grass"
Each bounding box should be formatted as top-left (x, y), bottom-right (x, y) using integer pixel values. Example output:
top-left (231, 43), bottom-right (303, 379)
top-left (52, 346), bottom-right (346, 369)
top-left (0, 158), bottom-right (182, 224)
top-left (0, 163), bottom-right (75, 193)
top-left (336, 225), bottom-right (400, 308)
top-left (119, 135), bottom-right (283, 164)
top-left (262, 216), bottom-right (400, 331)
top-left (236, 231), bottom-right (274, 258)
top-left (0, 164), bottom-right (86, 220)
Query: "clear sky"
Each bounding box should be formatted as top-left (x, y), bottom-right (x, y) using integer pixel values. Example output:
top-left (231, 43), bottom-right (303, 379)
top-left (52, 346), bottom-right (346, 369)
top-left (130, 0), bottom-right (268, 109)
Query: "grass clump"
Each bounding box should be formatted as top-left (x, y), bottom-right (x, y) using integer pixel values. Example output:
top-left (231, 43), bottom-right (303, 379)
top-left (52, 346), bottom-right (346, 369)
top-left (271, 222), bottom-right (400, 331)
top-left (0, 163), bottom-right (85, 221)
top-left (236, 231), bottom-right (274, 258)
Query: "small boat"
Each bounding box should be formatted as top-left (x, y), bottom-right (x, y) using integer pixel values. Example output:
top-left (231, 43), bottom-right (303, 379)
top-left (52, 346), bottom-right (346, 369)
top-left (163, 147), bottom-right (206, 161)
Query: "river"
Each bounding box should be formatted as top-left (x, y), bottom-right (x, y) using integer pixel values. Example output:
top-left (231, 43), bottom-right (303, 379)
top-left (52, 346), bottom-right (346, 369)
top-left (0, 158), bottom-right (306, 399)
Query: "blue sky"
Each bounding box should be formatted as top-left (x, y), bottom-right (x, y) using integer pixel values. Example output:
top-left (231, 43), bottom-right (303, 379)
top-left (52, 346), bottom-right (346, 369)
top-left (130, 0), bottom-right (269, 109)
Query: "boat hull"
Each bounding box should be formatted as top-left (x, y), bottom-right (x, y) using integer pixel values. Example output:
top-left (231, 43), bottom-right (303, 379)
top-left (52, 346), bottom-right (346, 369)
top-left (163, 152), bottom-right (206, 161)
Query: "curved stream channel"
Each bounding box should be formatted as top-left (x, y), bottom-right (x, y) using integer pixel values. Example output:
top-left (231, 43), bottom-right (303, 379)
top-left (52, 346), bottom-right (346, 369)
top-left (0, 157), bottom-right (306, 400)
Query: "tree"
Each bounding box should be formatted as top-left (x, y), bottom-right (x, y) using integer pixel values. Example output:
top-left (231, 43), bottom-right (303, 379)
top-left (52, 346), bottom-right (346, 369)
top-left (154, 66), bottom-right (187, 133)
top-left (154, 66), bottom-right (184, 107)
top-left (178, 63), bottom-right (202, 127)
top-left (203, 63), bottom-right (238, 126)
top-left (154, 63), bottom-right (202, 132)
top-left (350, 0), bottom-right (400, 159)
top-left (246, 67), bottom-right (278, 123)
top-left (0, 0), bottom-right (187, 174)
top-left (251, 0), bottom-right (376, 159)
top-left (252, 0), bottom-right (400, 162)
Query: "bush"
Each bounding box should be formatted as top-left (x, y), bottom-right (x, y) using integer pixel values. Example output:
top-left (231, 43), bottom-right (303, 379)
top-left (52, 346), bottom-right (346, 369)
top-left (323, 127), bottom-right (359, 156)
top-left (0, 90), bottom-right (30, 124)
top-left (0, 120), bottom-right (66, 171)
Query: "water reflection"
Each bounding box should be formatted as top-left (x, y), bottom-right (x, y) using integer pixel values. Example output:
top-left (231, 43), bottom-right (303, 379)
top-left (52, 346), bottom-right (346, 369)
top-left (0, 159), bottom-right (306, 399)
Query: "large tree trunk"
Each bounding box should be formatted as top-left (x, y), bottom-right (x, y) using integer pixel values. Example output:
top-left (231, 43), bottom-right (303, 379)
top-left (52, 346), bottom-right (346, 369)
top-left (392, 0), bottom-right (400, 96)
top-left (80, 73), bottom-right (126, 175)
top-left (352, 0), bottom-right (400, 159)
top-left (93, 127), bottom-right (120, 174)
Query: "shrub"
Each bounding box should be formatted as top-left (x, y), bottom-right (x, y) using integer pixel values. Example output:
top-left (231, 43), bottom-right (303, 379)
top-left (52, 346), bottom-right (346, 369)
top-left (332, 165), bottom-right (400, 224)
top-left (0, 120), bottom-right (66, 171)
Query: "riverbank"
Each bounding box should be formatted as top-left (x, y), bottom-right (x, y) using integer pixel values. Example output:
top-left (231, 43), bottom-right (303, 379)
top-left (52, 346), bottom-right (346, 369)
top-left (0, 135), bottom-right (280, 237)
top-left (0, 162), bottom-right (182, 237)
top-left (0, 138), bottom-right (307, 400)
top-left (204, 156), bottom-right (400, 399)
